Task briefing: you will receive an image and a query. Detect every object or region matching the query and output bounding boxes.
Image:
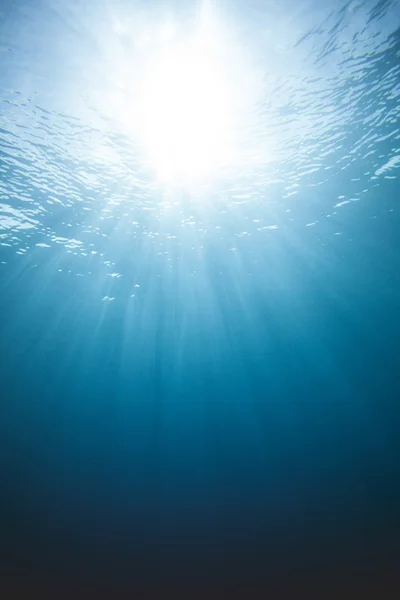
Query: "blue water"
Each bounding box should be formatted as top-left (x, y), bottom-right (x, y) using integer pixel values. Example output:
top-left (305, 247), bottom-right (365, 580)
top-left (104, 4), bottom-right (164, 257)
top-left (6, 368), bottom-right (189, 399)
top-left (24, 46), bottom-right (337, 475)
top-left (1, 0), bottom-right (400, 596)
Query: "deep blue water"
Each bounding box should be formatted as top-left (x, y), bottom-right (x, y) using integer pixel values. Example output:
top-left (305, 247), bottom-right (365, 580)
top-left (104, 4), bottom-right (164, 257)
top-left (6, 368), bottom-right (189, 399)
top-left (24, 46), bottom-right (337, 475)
top-left (1, 0), bottom-right (400, 597)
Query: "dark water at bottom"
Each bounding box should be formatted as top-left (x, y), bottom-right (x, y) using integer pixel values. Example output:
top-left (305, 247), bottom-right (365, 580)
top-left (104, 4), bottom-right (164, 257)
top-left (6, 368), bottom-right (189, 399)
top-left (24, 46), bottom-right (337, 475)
top-left (1, 256), bottom-right (399, 598)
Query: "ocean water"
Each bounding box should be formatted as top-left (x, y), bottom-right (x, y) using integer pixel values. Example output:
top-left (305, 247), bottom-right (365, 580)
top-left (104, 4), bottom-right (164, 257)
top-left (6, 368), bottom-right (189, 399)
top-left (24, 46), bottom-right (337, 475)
top-left (1, 0), bottom-right (400, 597)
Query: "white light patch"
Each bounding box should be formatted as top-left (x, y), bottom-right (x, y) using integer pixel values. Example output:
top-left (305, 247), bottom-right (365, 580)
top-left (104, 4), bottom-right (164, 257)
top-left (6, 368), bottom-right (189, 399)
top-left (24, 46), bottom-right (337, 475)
top-left (134, 36), bottom-right (235, 185)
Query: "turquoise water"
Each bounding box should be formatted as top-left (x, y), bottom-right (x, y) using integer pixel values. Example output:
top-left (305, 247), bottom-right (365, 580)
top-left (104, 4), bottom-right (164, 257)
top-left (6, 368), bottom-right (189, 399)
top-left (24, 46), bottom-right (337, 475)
top-left (1, 0), bottom-right (400, 596)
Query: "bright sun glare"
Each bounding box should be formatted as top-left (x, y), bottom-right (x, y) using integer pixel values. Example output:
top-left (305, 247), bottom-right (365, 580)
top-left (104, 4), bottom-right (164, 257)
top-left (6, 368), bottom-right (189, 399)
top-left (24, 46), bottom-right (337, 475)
top-left (106, 3), bottom-right (239, 187)
top-left (137, 39), bottom-right (234, 184)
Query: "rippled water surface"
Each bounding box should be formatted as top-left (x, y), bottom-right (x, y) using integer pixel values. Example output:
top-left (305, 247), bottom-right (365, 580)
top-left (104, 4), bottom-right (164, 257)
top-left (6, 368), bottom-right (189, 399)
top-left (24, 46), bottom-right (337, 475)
top-left (1, 0), bottom-right (399, 290)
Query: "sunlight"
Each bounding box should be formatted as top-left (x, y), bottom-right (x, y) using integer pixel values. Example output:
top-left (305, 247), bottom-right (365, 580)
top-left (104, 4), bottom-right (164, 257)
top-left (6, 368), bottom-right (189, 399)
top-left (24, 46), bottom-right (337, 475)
top-left (133, 32), bottom-right (235, 184)
top-left (101, 1), bottom-right (261, 188)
